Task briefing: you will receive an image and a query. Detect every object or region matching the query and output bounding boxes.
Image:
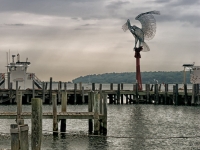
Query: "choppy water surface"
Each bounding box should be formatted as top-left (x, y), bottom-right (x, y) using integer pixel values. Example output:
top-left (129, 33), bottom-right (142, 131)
top-left (0, 104), bottom-right (200, 149)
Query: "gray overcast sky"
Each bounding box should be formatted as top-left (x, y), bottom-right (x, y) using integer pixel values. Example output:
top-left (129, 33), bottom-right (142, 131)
top-left (0, 0), bottom-right (200, 81)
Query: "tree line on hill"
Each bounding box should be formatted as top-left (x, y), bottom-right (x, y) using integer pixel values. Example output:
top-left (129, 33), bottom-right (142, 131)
top-left (72, 71), bottom-right (191, 84)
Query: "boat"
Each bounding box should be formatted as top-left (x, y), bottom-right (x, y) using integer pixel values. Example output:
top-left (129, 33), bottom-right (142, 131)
top-left (0, 54), bottom-right (42, 90)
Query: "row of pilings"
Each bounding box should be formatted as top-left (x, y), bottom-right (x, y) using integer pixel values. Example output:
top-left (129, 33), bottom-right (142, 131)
top-left (0, 79), bottom-right (199, 106)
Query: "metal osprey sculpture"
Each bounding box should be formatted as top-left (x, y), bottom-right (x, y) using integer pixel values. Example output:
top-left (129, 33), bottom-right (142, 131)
top-left (122, 10), bottom-right (160, 90)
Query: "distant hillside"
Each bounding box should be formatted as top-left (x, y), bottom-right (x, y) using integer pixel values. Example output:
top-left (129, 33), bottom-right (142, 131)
top-left (72, 71), bottom-right (191, 84)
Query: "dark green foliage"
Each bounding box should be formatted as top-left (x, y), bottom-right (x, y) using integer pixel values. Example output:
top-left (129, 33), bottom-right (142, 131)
top-left (72, 71), bottom-right (191, 84)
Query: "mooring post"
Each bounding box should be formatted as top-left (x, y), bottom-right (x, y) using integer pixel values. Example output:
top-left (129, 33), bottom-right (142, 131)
top-left (82, 86), bottom-right (85, 104)
top-left (173, 84), bottom-right (178, 105)
top-left (117, 84), bottom-right (120, 104)
top-left (31, 98), bottom-right (42, 150)
top-left (49, 77), bottom-right (52, 104)
top-left (19, 124), bottom-right (29, 150)
top-left (42, 82), bottom-right (45, 103)
top-left (17, 91), bottom-right (22, 123)
top-left (45, 82), bottom-right (48, 90)
top-left (60, 91), bottom-right (67, 133)
top-left (121, 83), bottom-right (124, 104)
top-left (184, 84), bottom-right (188, 105)
top-left (191, 84), bottom-right (197, 105)
top-left (125, 94), bottom-right (128, 104)
top-left (99, 84), bottom-right (103, 113)
top-left (102, 93), bottom-right (107, 135)
top-left (164, 84), bottom-right (168, 105)
top-left (10, 124), bottom-right (20, 150)
top-left (136, 83), bottom-right (139, 104)
top-left (8, 72), bottom-right (10, 89)
top-left (154, 84), bottom-right (158, 104)
top-left (74, 83), bottom-right (77, 104)
top-left (88, 92), bottom-right (93, 133)
top-left (150, 84), bottom-right (154, 91)
top-left (176, 84), bottom-right (178, 105)
top-left (92, 83), bottom-right (95, 91)
top-left (58, 81), bottom-right (62, 103)
top-left (94, 92), bottom-right (100, 135)
top-left (146, 84), bottom-right (150, 104)
top-left (52, 93), bottom-right (58, 136)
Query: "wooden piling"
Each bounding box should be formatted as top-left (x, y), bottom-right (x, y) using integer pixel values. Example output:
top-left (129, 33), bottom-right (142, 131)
top-left (42, 82), bottom-right (45, 103)
top-left (150, 84), bottom-right (154, 91)
top-left (121, 83), bottom-right (124, 104)
top-left (49, 77), bottom-right (52, 104)
top-left (146, 84), bottom-right (150, 103)
top-left (60, 91), bottom-right (67, 132)
top-left (154, 84), bottom-right (158, 104)
top-left (74, 83), bottom-right (77, 104)
top-left (164, 84), bottom-right (168, 105)
top-left (184, 84), bottom-right (188, 105)
top-left (136, 83), bottom-right (139, 104)
top-left (17, 91), bottom-right (22, 122)
top-left (58, 81), bottom-right (61, 103)
top-left (52, 93), bottom-right (58, 135)
top-left (117, 84), bottom-right (120, 104)
top-left (8, 72), bottom-right (10, 89)
top-left (173, 84), bottom-right (178, 105)
top-left (92, 83), bottom-right (95, 91)
top-left (88, 92), bottom-right (93, 133)
top-left (176, 84), bottom-right (178, 105)
top-left (191, 84), bottom-right (197, 105)
top-left (102, 93), bottom-right (107, 135)
top-left (10, 124), bottom-right (20, 150)
top-left (31, 98), bottom-right (42, 150)
top-left (94, 92), bottom-right (100, 135)
top-left (82, 86), bottom-right (85, 104)
top-left (125, 94), bottom-right (128, 104)
top-left (19, 124), bottom-right (29, 150)
top-left (99, 84), bottom-right (103, 113)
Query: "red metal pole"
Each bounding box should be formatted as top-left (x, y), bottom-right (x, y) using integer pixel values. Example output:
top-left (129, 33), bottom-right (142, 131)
top-left (134, 47), bottom-right (143, 91)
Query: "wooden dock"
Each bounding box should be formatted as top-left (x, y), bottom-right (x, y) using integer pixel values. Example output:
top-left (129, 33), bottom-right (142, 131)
top-left (0, 80), bottom-right (199, 106)
top-left (0, 112), bottom-right (104, 119)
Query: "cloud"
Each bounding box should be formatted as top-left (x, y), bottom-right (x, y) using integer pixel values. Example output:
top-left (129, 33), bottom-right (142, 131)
top-left (3, 23), bottom-right (25, 26)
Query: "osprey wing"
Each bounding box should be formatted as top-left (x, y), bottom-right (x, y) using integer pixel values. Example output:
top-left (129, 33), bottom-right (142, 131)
top-left (135, 11), bottom-right (160, 40)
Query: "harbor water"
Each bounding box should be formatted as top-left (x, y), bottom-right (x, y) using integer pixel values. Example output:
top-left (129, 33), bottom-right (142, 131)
top-left (0, 104), bottom-right (200, 149)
